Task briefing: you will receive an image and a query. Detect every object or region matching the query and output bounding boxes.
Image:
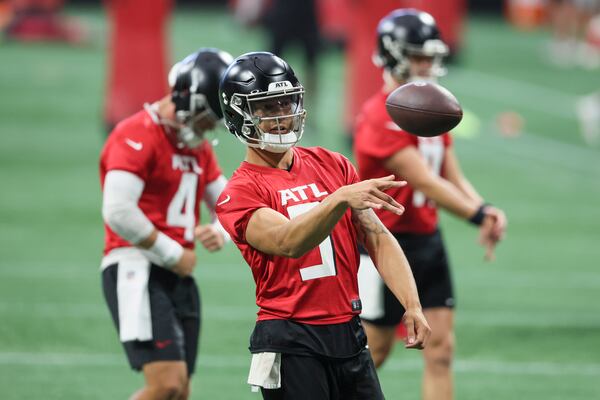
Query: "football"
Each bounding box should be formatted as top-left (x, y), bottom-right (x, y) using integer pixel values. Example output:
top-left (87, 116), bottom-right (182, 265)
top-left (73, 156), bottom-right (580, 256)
top-left (385, 81), bottom-right (463, 137)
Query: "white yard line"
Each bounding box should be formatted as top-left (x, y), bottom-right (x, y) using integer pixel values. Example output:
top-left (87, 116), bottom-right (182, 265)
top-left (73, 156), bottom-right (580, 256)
top-left (0, 351), bottom-right (598, 377)
top-left (0, 301), bottom-right (597, 328)
top-left (449, 68), bottom-right (579, 120)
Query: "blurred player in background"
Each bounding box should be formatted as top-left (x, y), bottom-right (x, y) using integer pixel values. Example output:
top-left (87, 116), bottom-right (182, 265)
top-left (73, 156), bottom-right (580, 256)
top-left (231, 0), bottom-right (321, 110)
top-left (216, 51), bottom-right (430, 399)
top-left (546, 0), bottom-right (600, 68)
top-left (344, 0), bottom-right (466, 140)
top-left (103, 0), bottom-right (173, 134)
top-left (354, 9), bottom-right (507, 400)
top-left (2, 0), bottom-right (87, 43)
top-left (99, 48), bottom-right (233, 400)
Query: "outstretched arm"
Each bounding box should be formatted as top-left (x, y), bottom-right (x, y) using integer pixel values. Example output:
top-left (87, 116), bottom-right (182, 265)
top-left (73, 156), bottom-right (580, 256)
top-left (384, 146), bottom-right (480, 218)
top-left (384, 147), bottom-right (507, 260)
top-left (245, 175), bottom-right (405, 258)
top-left (442, 148), bottom-right (507, 260)
top-left (353, 208), bottom-right (431, 349)
top-left (443, 148), bottom-right (484, 204)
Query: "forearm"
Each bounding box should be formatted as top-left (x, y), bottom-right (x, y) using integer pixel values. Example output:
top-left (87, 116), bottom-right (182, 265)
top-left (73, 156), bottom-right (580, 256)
top-left (102, 170), bottom-right (183, 266)
top-left (102, 171), bottom-right (155, 245)
top-left (203, 175), bottom-right (231, 242)
top-left (355, 210), bottom-right (421, 309)
top-left (417, 176), bottom-right (480, 219)
top-left (248, 190), bottom-right (349, 258)
top-left (447, 174), bottom-right (483, 204)
top-left (443, 148), bottom-right (484, 205)
top-left (273, 192), bottom-right (349, 257)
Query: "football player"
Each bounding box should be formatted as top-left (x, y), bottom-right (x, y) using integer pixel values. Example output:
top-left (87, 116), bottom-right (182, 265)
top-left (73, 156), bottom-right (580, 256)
top-left (99, 48), bottom-right (233, 400)
top-left (353, 9), bottom-right (507, 400)
top-left (215, 51), bottom-right (431, 399)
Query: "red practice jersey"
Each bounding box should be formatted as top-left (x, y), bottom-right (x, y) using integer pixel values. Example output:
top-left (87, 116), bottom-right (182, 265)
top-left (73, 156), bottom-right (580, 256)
top-left (100, 109), bottom-right (222, 254)
top-left (354, 90), bottom-right (452, 234)
top-left (216, 147), bottom-right (362, 325)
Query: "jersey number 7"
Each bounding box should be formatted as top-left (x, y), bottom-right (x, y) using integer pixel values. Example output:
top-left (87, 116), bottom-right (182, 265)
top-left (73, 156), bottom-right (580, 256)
top-left (287, 202), bottom-right (337, 281)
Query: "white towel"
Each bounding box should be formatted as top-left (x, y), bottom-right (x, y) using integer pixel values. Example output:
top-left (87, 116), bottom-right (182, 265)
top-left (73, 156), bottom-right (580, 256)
top-left (247, 352), bottom-right (281, 391)
top-left (117, 256), bottom-right (152, 342)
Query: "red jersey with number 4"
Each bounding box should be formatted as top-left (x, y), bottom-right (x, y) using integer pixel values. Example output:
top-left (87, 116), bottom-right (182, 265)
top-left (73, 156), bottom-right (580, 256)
top-left (354, 90), bottom-right (452, 234)
top-left (100, 109), bottom-right (222, 254)
top-left (216, 147), bottom-right (361, 325)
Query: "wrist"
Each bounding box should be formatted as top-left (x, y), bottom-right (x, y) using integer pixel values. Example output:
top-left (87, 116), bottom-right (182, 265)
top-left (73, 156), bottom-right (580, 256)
top-left (329, 187), bottom-right (350, 209)
top-left (148, 231), bottom-right (184, 267)
top-left (404, 300), bottom-right (422, 311)
top-left (468, 203), bottom-right (489, 226)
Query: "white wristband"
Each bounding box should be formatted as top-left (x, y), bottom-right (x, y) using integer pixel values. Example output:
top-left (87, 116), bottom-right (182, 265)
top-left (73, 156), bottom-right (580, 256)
top-left (149, 232), bottom-right (184, 268)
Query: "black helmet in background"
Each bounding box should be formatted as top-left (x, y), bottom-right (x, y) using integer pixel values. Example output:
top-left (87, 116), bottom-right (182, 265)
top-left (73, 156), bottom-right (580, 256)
top-left (167, 48), bottom-right (234, 148)
top-left (373, 9), bottom-right (448, 80)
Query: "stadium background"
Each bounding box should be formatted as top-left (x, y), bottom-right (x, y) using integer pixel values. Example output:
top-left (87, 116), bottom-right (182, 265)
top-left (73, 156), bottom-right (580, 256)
top-left (1, 1), bottom-right (599, 399)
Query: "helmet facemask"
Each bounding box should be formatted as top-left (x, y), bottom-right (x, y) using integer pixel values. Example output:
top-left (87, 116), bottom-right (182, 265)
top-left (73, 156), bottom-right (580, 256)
top-left (404, 39), bottom-right (448, 82)
top-left (376, 35), bottom-right (449, 82)
top-left (228, 83), bottom-right (306, 153)
top-left (159, 92), bottom-right (220, 149)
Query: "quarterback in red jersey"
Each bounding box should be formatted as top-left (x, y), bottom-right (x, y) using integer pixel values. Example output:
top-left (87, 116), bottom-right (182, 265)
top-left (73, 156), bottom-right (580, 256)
top-left (99, 48), bottom-right (232, 400)
top-left (354, 10), bottom-right (507, 400)
top-left (216, 51), bottom-right (430, 399)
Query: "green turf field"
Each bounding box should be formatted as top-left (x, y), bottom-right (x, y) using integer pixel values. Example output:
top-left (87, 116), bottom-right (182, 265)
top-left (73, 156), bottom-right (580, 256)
top-left (1, 6), bottom-right (599, 399)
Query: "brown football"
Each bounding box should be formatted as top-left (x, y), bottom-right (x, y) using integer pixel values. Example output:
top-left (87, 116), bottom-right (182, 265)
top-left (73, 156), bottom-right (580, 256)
top-left (385, 81), bottom-right (463, 137)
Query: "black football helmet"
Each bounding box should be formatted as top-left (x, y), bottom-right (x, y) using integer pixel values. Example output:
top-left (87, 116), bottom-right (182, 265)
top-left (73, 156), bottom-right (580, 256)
top-left (166, 48), bottom-right (234, 148)
top-left (373, 9), bottom-right (448, 80)
top-left (219, 52), bottom-right (306, 153)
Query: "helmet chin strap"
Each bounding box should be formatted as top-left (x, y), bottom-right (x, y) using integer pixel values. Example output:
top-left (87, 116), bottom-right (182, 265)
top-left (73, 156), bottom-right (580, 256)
top-left (179, 125), bottom-right (204, 148)
top-left (259, 131), bottom-right (297, 153)
top-left (144, 102), bottom-right (205, 149)
top-left (408, 76), bottom-right (438, 83)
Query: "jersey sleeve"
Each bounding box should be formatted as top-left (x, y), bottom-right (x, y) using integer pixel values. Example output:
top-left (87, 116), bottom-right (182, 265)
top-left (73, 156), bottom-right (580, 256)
top-left (102, 130), bottom-right (156, 181)
top-left (216, 180), bottom-right (269, 244)
top-left (334, 152), bottom-right (360, 185)
top-left (201, 141), bottom-right (223, 184)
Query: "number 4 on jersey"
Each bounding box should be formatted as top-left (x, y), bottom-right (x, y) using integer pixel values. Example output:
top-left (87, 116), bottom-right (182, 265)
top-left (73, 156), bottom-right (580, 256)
top-left (167, 173), bottom-right (197, 241)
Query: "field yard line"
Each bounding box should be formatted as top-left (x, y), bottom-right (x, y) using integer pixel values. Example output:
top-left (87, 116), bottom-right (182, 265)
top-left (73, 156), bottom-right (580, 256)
top-left (457, 132), bottom-right (600, 178)
top-left (449, 68), bottom-right (578, 119)
top-left (0, 302), bottom-right (257, 320)
top-left (0, 301), bottom-right (598, 328)
top-left (4, 264), bottom-right (600, 289)
top-left (0, 352), bottom-right (598, 377)
top-left (0, 263), bottom-right (252, 280)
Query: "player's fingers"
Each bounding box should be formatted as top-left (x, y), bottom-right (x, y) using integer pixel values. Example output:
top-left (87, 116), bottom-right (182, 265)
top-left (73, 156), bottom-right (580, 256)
top-left (484, 241), bottom-right (496, 262)
top-left (371, 188), bottom-right (403, 209)
top-left (370, 195), bottom-right (404, 215)
top-left (403, 317), bottom-right (417, 348)
top-left (201, 236), bottom-right (216, 248)
top-left (380, 201), bottom-right (405, 216)
top-left (376, 179), bottom-right (407, 191)
top-left (363, 200), bottom-right (383, 210)
top-left (416, 319), bottom-right (431, 349)
top-left (202, 233), bottom-right (222, 248)
top-left (195, 224), bottom-right (208, 235)
top-left (196, 227), bottom-right (215, 242)
top-left (493, 217), bottom-right (507, 240)
top-left (205, 241), bottom-right (221, 252)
